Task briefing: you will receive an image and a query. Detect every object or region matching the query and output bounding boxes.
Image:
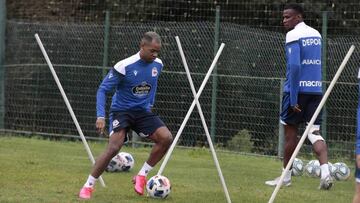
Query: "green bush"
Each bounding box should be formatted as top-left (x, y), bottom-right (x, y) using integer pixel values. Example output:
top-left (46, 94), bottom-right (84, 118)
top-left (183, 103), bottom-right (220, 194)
top-left (227, 129), bottom-right (253, 153)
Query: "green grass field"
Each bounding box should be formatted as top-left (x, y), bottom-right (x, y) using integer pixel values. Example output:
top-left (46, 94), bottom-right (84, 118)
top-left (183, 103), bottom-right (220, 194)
top-left (0, 136), bottom-right (355, 202)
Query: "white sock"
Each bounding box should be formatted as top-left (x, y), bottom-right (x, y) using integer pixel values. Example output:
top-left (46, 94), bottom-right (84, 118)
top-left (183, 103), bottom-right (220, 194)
top-left (138, 162), bottom-right (153, 177)
top-left (84, 175), bottom-right (97, 188)
top-left (320, 164), bottom-right (330, 179)
top-left (283, 168), bottom-right (292, 181)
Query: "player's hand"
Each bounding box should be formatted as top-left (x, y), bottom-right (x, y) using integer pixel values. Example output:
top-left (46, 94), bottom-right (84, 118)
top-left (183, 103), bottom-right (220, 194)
top-left (96, 117), bottom-right (106, 135)
top-left (291, 104), bottom-right (301, 113)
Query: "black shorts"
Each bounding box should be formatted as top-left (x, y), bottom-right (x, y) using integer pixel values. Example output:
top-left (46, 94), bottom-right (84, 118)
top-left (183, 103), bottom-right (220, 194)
top-left (109, 110), bottom-right (165, 140)
top-left (280, 93), bottom-right (322, 125)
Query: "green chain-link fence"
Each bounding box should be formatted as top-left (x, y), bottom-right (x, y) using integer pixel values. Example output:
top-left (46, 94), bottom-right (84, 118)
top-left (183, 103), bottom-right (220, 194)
top-left (2, 1), bottom-right (360, 159)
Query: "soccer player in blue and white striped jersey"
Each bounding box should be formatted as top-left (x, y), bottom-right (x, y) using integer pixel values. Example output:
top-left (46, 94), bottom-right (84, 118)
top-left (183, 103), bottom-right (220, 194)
top-left (79, 32), bottom-right (173, 199)
top-left (265, 4), bottom-right (333, 190)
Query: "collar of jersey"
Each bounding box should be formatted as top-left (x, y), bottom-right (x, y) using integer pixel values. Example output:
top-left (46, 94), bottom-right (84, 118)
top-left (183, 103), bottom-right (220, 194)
top-left (294, 22), bottom-right (306, 29)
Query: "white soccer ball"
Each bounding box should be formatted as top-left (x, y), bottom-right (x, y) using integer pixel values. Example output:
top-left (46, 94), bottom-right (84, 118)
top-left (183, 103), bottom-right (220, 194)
top-left (330, 162), bottom-right (350, 181)
top-left (146, 175), bottom-right (171, 199)
top-left (292, 158), bottom-right (304, 176)
top-left (106, 152), bottom-right (134, 172)
top-left (304, 160), bottom-right (321, 178)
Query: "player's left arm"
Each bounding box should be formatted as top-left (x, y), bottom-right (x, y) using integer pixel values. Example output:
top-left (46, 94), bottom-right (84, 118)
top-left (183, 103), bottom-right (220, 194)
top-left (149, 64), bottom-right (163, 110)
top-left (287, 41), bottom-right (301, 112)
top-left (149, 80), bottom-right (158, 110)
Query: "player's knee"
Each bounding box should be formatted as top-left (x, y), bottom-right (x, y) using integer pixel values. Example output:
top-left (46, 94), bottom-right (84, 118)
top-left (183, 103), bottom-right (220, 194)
top-left (153, 127), bottom-right (172, 145)
top-left (159, 130), bottom-right (173, 148)
top-left (159, 131), bottom-right (171, 144)
top-left (164, 132), bottom-right (173, 147)
top-left (307, 124), bottom-right (324, 144)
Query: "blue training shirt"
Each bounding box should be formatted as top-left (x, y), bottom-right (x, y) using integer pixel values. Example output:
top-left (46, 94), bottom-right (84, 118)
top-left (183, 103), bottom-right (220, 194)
top-left (284, 22), bottom-right (322, 107)
top-left (96, 52), bottom-right (163, 118)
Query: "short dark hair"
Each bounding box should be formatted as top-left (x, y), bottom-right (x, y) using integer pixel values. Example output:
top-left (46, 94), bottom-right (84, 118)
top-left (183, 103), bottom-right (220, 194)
top-left (141, 31), bottom-right (161, 45)
top-left (284, 3), bottom-right (304, 17)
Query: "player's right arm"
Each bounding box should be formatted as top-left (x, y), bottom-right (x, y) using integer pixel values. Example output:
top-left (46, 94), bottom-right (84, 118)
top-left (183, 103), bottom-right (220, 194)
top-left (285, 30), bottom-right (301, 112)
top-left (287, 41), bottom-right (301, 112)
top-left (96, 68), bottom-right (124, 134)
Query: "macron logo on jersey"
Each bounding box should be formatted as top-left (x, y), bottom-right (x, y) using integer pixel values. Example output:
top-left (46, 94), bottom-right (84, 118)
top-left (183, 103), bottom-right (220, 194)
top-left (299, 81), bottom-right (322, 87)
top-left (134, 70), bottom-right (138, 76)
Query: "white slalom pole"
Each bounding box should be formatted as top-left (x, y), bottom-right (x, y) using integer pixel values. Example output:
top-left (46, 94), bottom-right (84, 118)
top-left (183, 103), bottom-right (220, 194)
top-left (175, 36), bottom-right (231, 203)
top-left (35, 33), bottom-right (106, 187)
top-left (268, 45), bottom-right (355, 203)
top-left (157, 42), bottom-right (225, 175)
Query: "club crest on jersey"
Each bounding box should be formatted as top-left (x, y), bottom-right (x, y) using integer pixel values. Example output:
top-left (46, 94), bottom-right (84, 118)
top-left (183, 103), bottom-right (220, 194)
top-left (132, 82), bottom-right (152, 97)
top-left (152, 67), bottom-right (158, 77)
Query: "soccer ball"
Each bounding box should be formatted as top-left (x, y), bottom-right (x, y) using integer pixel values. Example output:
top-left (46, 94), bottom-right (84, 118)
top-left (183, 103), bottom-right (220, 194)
top-left (146, 175), bottom-right (171, 199)
top-left (330, 162), bottom-right (350, 181)
top-left (117, 152), bottom-right (135, 171)
top-left (304, 160), bottom-right (321, 178)
top-left (106, 152), bottom-right (134, 172)
top-left (292, 158), bottom-right (304, 176)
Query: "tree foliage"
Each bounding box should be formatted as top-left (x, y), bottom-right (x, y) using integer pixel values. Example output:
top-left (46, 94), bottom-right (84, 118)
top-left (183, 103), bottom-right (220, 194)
top-left (6, 0), bottom-right (360, 34)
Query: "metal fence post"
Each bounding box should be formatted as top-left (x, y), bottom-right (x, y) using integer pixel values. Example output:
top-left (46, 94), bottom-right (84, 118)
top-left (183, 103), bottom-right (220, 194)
top-left (321, 11), bottom-right (328, 139)
top-left (278, 79), bottom-right (284, 158)
top-left (102, 11), bottom-right (110, 77)
top-left (0, 0), bottom-right (6, 129)
top-left (210, 5), bottom-right (220, 142)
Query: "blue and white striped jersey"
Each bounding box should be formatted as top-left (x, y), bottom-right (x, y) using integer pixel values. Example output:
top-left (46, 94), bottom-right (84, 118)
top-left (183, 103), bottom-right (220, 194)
top-left (96, 52), bottom-right (163, 118)
top-left (284, 22), bottom-right (322, 106)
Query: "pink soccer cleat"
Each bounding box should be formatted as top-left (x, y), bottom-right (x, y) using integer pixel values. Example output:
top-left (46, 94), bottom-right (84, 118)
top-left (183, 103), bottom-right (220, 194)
top-left (79, 186), bottom-right (94, 199)
top-left (132, 175), bottom-right (147, 195)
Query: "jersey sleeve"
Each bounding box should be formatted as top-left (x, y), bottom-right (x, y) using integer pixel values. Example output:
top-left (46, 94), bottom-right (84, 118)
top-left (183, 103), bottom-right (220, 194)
top-left (149, 82), bottom-right (157, 108)
top-left (149, 63), bottom-right (163, 108)
top-left (287, 41), bottom-right (301, 107)
top-left (96, 68), bottom-right (124, 118)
